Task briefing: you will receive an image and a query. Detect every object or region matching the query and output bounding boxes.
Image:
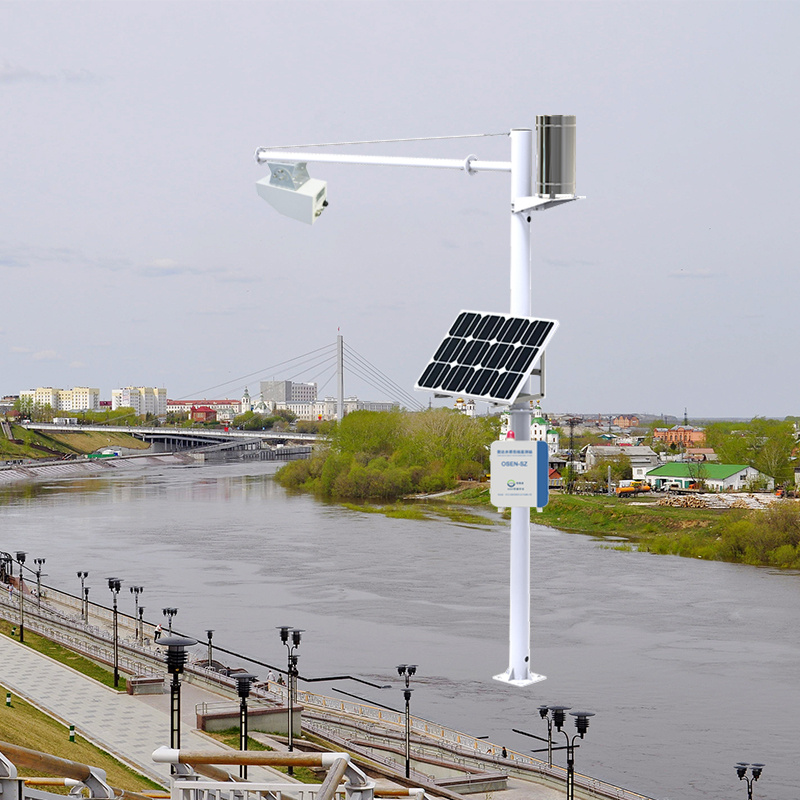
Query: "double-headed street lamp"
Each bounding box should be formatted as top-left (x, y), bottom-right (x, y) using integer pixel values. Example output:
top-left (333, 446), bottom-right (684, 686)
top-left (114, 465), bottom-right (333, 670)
top-left (77, 571), bottom-right (89, 621)
top-left (15, 552), bottom-right (26, 642)
top-left (163, 607), bottom-right (178, 634)
top-left (234, 672), bottom-right (258, 778)
top-left (107, 578), bottom-right (122, 688)
top-left (277, 626), bottom-right (303, 774)
top-left (735, 763), bottom-right (765, 799)
top-left (129, 586), bottom-right (143, 642)
top-left (34, 558), bottom-right (45, 608)
top-left (539, 705), bottom-right (595, 800)
top-left (397, 664), bottom-right (417, 778)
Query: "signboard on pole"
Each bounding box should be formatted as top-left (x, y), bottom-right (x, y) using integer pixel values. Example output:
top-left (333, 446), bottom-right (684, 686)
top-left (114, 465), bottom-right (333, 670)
top-left (490, 440), bottom-right (549, 508)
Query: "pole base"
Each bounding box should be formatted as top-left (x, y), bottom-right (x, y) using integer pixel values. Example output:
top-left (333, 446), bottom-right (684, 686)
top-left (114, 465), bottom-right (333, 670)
top-left (493, 668), bottom-right (546, 687)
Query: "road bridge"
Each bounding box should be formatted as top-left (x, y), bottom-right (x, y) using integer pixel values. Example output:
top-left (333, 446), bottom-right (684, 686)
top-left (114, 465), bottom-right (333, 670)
top-left (22, 423), bottom-right (318, 452)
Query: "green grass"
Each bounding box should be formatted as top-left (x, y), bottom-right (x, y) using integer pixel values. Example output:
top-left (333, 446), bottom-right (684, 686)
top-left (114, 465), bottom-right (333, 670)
top-left (0, 684), bottom-right (162, 792)
top-left (0, 620), bottom-right (126, 692)
top-left (0, 424), bottom-right (148, 460)
top-left (206, 728), bottom-right (319, 783)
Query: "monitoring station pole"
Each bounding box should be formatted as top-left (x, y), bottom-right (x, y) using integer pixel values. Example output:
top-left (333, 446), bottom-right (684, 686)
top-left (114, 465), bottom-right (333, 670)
top-left (255, 120), bottom-right (579, 686)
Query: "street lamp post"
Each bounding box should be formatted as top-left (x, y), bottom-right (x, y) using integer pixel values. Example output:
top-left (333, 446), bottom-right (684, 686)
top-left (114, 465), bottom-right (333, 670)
top-left (735, 763), bottom-right (765, 800)
top-left (77, 572), bottom-right (89, 622)
top-left (540, 705), bottom-right (595, 800)
top-left (163, 607), bottom-right (178, 634)
top-left (205, 629), bottom-right (214, 669)
top-left (538, 704), bottom-right (555, 767)
top-left (277, 626), bottom-right (303, 775)
top-left (107, 578), bottom-right (122, 688)
top-left (397, 664), bottom-right (417, 778)
top-left (34, 558), bottom-right (45, 608)
top-left (15, 552), bottom-right (26, 643)
top-left (138, 606), bottom-right (145, 642)
top-left (129, 586), bottom-right (143, 643)
top-left (234, 673), bottom-right (257, 779)
top-left (159, 635), bottom-right (198, 762)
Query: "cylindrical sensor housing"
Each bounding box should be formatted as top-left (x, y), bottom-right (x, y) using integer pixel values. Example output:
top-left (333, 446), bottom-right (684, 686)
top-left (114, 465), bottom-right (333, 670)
top-left (536, 115), bottom-right (576, 197)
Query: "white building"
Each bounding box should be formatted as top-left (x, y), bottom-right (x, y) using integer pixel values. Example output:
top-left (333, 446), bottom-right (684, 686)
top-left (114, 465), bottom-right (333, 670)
top-left (112, 387), bottom-right (167, 416)
top-left (646, 463), bottom-right (773, 491)
top-left (20, 387), bottom-right (100, 412)
top-left (278, 397), bottom-right (396, 421)
top-left (499, 404), bottom-right (560, 455)
top-left (260, 380), bottom-right (317, 405)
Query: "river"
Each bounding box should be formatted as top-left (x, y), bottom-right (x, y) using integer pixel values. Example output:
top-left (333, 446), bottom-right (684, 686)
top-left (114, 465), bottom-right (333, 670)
top-left (1, 460), bottom-right (797, 800)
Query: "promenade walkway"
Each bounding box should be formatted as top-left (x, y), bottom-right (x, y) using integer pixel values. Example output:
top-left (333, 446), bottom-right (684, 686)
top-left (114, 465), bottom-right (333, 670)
top-left (0, 632), bottom-right (280, 786)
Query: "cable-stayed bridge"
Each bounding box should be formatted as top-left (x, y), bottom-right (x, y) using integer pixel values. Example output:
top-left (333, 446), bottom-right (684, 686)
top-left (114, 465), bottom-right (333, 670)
top-left (181, 335), bottom-right (423, 414)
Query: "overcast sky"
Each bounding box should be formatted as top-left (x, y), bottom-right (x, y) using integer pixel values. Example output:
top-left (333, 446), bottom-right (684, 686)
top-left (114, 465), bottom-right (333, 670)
top-left (1, 1), bottom-right (797, 418)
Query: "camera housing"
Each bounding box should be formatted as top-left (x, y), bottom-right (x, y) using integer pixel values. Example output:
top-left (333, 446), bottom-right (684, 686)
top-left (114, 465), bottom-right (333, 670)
top-left (256, 161), bottom-right (328, 225)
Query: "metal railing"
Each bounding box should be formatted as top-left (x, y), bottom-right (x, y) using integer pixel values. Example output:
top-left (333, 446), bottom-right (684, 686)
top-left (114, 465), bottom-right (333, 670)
top-left (0, 581), bottom-right (653, 800)
top-left (172, 779), bottom-right (344, 800)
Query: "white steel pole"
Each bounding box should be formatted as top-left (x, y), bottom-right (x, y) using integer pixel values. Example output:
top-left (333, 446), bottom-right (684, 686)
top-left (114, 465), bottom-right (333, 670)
top-left (495, 128), bottom-right (545, 686)
top-left (337, 334), bottom-right (344, 423)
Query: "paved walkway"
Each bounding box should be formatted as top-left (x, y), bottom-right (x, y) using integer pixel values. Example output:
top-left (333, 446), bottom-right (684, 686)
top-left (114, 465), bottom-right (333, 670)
top-left (0, 632), bottom-right (281, 786)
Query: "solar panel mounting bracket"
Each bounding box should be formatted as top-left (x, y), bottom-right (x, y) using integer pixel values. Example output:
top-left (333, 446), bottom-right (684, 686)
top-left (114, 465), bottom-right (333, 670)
top-left (512, 195), bottom-right (584, 214)
top-left (509, 352), bottom-right (546, 407)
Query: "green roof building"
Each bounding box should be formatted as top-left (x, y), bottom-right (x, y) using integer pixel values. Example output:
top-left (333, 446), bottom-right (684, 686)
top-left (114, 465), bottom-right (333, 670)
top-left (646, 463), bottom-right (771, 491)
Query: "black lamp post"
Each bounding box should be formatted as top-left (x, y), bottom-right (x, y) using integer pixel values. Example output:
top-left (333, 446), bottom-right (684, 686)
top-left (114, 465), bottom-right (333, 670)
top-left (159, 635), bottom-right (198, 759)
top-left (540, 705), bottom-right (595, 800)
top-left (234, 673), bottom-right (257, 778)
top-left (77, 572), bottom-right (89, 621)
top-left (397, 663), bottom-right (417, 778)
top-left (205, 629), bottom-right (214, 668)
top-left (735, 763), bottom-right (765, 800)
top-left (138, 605), bottom-right (145, 641)
top-left (277, 626), bottom-right (303, 775)
top-left (34, 558), bottom-right (45, 608)
top-left (163, 607), bottom-right (178, 634)
top-left (538, 704), bottom-right (555, 767)
top-left (129, 586), bottom-right (143, 643)
top-left (107, 578), bottom-right (122, 688)
top-left (15, 552), bottom-right (26, 643)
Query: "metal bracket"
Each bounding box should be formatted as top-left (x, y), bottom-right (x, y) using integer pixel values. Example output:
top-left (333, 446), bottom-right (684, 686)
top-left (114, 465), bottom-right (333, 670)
top-left (510, 352), bottom-right (546, 407)
top-left (512, 195), bottom-right (583, 214)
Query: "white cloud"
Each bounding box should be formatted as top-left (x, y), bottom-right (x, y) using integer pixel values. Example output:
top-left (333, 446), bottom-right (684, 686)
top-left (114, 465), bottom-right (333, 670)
top-left (69, 360), bottom-right (87, 368)
top-left (9, 346), bottom-right (31, 354)
top-left (32, 350), bottom-right (59, 361)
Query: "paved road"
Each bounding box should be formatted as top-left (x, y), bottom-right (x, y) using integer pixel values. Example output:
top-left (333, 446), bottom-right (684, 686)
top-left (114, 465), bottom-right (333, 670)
top-left (0, 633), bottom-right (279, 786)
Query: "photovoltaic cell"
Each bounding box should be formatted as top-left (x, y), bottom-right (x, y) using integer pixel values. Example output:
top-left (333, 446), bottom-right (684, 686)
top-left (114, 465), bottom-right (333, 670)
top-left (415, 310), bottom-right (558, 404)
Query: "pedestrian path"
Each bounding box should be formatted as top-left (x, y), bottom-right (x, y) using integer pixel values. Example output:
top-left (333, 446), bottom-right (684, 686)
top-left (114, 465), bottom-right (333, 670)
top-left (0, 633), bottom-right (277, 786)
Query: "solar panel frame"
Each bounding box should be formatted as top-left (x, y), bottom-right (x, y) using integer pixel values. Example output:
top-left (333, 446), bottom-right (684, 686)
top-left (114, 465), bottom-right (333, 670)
top-left (415, 310), bottom-right (559, 405)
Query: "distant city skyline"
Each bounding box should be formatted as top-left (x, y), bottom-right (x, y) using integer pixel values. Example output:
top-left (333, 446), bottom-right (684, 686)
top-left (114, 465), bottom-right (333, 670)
top-left (2, 2), bottom-right (798, 418)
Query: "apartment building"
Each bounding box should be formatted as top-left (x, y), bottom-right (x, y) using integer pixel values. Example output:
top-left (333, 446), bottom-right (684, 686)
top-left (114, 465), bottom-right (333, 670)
top-left (111, 387), bottom-right (167, 416)
top-left (19, 387), bottom-right (100, 412)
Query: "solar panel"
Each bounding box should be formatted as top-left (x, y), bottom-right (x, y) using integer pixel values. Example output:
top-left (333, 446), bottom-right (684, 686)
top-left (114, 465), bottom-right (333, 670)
top-left (415, 310), bottom-right (558, 404)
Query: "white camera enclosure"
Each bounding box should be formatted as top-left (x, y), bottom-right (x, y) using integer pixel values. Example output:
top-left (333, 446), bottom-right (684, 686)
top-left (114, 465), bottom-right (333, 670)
top-left (256, 161), bottom-right (328, 224)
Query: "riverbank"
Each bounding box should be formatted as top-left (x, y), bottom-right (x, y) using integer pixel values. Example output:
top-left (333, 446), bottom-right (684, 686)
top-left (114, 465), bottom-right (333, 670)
top-left (366, 485), bottom-right (800, 570)
top-left (0, 452), bottom-right (196, 484)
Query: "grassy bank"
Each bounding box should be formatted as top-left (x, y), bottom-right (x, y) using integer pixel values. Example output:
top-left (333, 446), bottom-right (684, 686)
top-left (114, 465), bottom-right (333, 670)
top-left (448, 488), bottom-right (800, 568)
top-left (1, 425), bottom-right (148, 460)
top-left (347, 486), bottom-right (800, 569)
top-left (0, 687), bottom-right (162, 792)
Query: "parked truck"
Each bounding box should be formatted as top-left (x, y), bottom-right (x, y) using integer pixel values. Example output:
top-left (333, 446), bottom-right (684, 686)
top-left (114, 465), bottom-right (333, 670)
top-left (616, 480), bottom-right (652, 497)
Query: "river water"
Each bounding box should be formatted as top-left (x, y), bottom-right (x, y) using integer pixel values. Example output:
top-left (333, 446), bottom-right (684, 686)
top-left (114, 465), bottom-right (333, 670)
top-left (1, 460), bottom-right (797, 800)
